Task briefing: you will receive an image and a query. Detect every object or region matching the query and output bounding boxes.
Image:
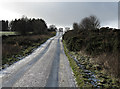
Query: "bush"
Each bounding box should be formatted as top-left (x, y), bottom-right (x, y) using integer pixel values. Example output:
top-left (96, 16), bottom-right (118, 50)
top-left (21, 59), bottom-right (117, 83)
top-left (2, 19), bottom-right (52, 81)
top-left (63, 28), bottom-right (120, 78)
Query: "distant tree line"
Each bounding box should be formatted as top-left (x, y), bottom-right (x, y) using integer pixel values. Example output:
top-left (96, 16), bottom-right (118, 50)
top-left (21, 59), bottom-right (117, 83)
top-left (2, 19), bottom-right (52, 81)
top-left (48, 25), bottom-right (57, 32)
top-left (1, 16), bottom-right (57, 35)
top-left (9, 16), bottom-right (49, 35)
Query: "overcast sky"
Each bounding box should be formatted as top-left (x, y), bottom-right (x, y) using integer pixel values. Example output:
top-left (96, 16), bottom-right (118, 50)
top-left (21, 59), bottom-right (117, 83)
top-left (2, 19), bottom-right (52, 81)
top-left (0, 0), bottom-right (119, 29)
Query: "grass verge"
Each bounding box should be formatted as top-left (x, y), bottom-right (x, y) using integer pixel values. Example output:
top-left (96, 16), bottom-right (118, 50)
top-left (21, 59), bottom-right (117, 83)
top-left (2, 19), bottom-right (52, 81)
top-left (63, 40), bottom-right (94, 88)
top-left (0, 31), bottom-right (16, 36)
top-left (63, 40), bottom-right (120, 88)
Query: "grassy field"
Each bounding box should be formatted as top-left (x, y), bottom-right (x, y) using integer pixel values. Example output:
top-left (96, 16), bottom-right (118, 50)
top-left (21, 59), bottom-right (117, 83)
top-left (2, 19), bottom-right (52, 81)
top-left (0, 31), bottom-right (16, 36)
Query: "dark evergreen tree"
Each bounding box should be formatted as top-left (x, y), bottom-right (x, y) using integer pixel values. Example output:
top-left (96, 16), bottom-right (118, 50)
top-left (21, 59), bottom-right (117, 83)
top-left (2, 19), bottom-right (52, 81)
top-left (9, 16), bottom-right (48, 35)
top-left (1, 20), bottom-right (9, 31)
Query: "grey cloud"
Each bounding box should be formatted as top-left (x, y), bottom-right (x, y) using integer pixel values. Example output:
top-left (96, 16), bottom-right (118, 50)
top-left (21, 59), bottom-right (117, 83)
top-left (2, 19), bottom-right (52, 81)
top-left (2, 2), bottom-right (118, 28)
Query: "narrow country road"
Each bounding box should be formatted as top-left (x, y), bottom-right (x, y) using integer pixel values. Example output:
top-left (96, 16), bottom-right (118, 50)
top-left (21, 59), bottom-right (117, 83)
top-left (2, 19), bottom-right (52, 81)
top-left (0, 32), bottom-right (76, 88)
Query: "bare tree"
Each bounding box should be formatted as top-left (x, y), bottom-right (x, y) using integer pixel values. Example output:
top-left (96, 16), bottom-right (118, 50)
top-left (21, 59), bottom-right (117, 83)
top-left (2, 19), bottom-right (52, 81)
top-left (48, 25), bottom-right (57, 31)
top-left (79, 15), bottom-right (100, 30)
top-left (89, 15), bottom-right (100, 30)
top-left (65, 27), bottom-right (70, 32)
top-left (73, 22), bottom-right (79, 32)
top-left (79, 17), bottom-right (91, 30)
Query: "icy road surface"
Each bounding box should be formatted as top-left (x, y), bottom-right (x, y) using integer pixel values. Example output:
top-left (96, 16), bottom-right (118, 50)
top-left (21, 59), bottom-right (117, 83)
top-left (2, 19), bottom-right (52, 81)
top-left (0, 32), bottom-right (76, 87)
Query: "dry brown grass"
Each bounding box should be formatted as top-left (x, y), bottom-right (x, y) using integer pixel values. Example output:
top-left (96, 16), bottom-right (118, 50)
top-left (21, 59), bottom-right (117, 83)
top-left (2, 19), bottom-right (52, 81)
top-left (2, 44), bottom-right (21, 57)
top-left (2, 34), bottom-right (55, 68)
top-left (96, 52), bottom-right (120, 79)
